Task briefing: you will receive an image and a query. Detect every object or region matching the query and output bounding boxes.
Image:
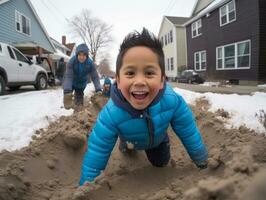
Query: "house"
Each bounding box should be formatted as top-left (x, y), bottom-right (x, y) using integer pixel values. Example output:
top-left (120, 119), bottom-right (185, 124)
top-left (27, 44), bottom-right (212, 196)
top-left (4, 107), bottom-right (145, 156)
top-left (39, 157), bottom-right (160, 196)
top-left (0, 0), bottom-right (55, 56)
top-left (158, 16), bottom-right (189, 81)
top-left (61, 36), bottom-right (76, 57)
top-left (184, 0), bottom-right (266, 84)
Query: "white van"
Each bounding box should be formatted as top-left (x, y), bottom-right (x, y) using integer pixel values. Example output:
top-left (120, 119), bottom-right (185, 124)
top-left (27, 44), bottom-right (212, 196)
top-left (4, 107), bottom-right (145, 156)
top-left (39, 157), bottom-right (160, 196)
top-left (0, 42), bottom-right (48, 95)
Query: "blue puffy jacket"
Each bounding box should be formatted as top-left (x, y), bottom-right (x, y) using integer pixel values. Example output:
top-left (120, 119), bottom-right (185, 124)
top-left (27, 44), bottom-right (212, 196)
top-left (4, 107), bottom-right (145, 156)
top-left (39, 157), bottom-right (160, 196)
top-left (79, 83), bottom-right (208, 185)
top-left (63, 43), bottom-right (101, 93)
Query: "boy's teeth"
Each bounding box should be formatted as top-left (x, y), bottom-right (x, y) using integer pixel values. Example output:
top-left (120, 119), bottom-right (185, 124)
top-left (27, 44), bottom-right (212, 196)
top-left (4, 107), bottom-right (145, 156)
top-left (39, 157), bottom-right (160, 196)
top-left (132, 91), bottom-right (147, 94)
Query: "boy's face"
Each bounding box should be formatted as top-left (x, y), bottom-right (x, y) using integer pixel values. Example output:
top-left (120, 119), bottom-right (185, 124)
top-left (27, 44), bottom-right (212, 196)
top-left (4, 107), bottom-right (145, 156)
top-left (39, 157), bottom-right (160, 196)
top-left (117, 46), bottom-right (164, 110)
top-left (77, 52), bottom-right (87, 63)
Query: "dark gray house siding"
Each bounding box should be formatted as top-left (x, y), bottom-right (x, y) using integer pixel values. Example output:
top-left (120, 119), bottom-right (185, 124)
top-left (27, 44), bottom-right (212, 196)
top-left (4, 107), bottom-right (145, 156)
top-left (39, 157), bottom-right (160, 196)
top-left (186, 0), bottom-right (265, 83)
top-left (259, 0), bottom-right (266, 82)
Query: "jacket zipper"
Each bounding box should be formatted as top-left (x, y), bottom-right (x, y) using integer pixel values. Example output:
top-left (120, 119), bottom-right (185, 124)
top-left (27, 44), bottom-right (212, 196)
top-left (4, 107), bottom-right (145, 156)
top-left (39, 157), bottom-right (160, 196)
top-left (143, 110), bottom-right (154, 148)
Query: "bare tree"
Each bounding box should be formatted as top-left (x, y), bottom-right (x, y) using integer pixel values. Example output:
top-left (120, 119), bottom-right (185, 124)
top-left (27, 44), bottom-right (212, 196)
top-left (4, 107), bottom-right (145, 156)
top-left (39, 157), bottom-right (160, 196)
top-left (98, 56), bottom-right (115, 78)
top-left (69, 9), bottom-right (113, 62)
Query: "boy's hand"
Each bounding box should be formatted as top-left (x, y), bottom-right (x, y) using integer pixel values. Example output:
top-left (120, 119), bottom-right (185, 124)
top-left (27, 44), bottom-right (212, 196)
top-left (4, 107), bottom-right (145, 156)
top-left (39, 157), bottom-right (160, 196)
top-left (195, 160), bottom-right (208, 169)
top-left (64, 93), bottom-right (73, 109)
top-left (83, 181), bottom-right (90, 187)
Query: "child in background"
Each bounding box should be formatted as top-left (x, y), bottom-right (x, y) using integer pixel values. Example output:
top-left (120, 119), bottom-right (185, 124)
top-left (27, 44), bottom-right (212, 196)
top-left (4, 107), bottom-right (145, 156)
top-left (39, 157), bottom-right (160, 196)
top-left (63, 43), bottom-right (102, 109)
top-left (102, 77), bottom-right (112, 97)
top-left (79, 28), bottom-right (208, 186)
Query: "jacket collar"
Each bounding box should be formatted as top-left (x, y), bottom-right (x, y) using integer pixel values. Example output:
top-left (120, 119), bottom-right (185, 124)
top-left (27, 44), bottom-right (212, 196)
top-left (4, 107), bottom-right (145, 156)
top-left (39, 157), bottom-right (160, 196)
top-left (110, 81), bottom-right (166, 118)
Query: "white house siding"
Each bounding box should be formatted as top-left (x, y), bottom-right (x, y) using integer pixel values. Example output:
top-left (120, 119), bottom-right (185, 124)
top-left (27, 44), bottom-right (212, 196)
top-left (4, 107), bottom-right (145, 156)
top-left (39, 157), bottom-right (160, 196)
top-left (176, 27), bottom-right (187, 74)
top-left (159, 18), bottom-right (177, 80)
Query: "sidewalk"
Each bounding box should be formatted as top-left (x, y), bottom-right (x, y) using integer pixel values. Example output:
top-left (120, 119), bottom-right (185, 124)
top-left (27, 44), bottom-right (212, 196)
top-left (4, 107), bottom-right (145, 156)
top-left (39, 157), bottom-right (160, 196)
top-left (169, 82), bottom-right (266, 95)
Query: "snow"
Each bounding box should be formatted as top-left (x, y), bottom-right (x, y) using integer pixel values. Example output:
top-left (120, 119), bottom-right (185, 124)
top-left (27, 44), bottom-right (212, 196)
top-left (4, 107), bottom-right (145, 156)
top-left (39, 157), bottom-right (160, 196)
top-left (0, 84), bottom-right (95, 152)
top-left (1, 83), bottom-right (266, 152)
top-left (174, 88), bottom-right (266, 134)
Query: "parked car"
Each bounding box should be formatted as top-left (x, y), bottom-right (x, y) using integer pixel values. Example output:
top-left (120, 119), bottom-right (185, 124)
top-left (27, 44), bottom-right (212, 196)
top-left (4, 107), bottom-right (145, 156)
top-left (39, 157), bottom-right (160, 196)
top-left (177, 70), bottom-right (205, 84)
top-left (26, 55), bottom-right (56, 86)
top-left (0, 42), bottom-right (49, 95)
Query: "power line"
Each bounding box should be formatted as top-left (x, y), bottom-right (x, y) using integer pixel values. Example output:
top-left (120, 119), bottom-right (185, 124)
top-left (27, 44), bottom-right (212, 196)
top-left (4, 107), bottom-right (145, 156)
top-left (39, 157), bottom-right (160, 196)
top-left (166, 0), bottom-right (178, 14)
top-left (45, 0), bottom-right (70, 22)
top-left (38, 0), bottom-right (66, 24)
top-left (163, 0), bottom-right (176, 14)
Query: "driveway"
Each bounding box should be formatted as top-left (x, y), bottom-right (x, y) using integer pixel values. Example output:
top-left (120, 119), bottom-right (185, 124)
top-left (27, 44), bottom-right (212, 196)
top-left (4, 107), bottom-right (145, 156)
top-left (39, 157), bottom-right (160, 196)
top-left (169, 82), bottom-right (266, 95)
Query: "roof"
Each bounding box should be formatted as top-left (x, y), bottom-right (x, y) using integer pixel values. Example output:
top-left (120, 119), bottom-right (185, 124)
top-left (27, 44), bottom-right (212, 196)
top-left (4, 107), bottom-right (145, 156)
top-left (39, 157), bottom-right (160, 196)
top-left (184, 0), bottom-right (228, 26)
top-left (158, 16), bottom-right (189, 36)
top-left (0, 0), bottom-right (56, 52)
top-left (165, 16), bottom-right (190, 25)
top-left (50, 37), bottom-right (70, 51)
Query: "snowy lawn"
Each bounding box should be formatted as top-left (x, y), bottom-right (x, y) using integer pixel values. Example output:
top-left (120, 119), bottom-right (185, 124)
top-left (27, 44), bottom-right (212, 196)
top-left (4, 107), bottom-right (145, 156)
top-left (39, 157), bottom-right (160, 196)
top-left (0, 84), bottom-right (95, 152)
top-left (0, 82), bottom-right (265, 152)
top-left (174, 88), bottom-right (266, 134)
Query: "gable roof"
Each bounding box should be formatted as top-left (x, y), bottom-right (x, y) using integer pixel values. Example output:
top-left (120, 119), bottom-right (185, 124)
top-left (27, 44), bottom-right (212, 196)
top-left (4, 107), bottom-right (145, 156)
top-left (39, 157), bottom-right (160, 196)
top-left (190, 0), bottom-right (215, 16)
top-left (165, 16), bottom-right (190, 25)
top-left (158, 16), bottom-right (189, 36)
top-left (184, 0), bottom-right (228, 26)
top-left (50, 37), bottom-right (70, 51)
top-left (0, 0), bottom-right (56, 52)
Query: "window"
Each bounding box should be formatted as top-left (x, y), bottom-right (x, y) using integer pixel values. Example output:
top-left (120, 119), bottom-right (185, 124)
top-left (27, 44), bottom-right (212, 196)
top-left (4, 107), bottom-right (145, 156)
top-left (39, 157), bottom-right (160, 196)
top-left (170, 30), bottom-right (173, 43)
top-left (0, 44), bottom-right (2, 54)
top-left (220, 0), bottom-right (236, 26)
top-left (13, 48), bottom-right (29, 63)
top-left (15, 10), bottom-right (31, 35)
top-left (161, 37), bottom-right (164, 46)
top-left (7, 46), bottom-right (15, 59)
top-left (167, 58), bottom-right (170, 70)
top-left (191, 19), bottom-right (202, 38)
top-left (165, 35), bottom-right (167, 45)
top-left (216, 40), bottom-right (250, 70)
top-left (170, 57), bottom-right (174, 70)
top-left (194, 51), bottom-right (206, 71)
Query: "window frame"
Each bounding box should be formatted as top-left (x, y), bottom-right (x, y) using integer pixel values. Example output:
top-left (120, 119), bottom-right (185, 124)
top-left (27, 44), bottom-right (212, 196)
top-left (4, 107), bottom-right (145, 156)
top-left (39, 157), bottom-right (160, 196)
top-left (216, 40), bottom-right (251, 70)
top-left (194, 50), bottom-right (207, 71)
top-left (170, 57), bottom-right (174, 71)
top-left (191, 19), bottom-right (202, 38)
top-left (15, 10), bottom-right (31, 36)
top-left (219, 0), bottom-right (236, 26)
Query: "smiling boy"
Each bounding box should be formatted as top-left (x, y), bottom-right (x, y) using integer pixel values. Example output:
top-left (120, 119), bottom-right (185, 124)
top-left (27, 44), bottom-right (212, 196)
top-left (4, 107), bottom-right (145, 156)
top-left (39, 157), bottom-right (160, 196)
top-left (79, 28), bottom-right (208, 185)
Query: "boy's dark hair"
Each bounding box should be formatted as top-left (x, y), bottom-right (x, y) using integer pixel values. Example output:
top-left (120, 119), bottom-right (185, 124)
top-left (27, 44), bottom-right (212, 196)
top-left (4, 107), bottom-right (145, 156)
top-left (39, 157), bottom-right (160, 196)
top-left (116, 28), bottom-right (165, 78)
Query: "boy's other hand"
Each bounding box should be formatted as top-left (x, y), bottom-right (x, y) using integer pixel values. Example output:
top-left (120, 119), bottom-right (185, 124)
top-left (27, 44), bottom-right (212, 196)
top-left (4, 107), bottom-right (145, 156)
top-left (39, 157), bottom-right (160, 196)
top-left (64, 93), bottom-right (73, 109)
top-left (195, 160), bottom-right (208, 169)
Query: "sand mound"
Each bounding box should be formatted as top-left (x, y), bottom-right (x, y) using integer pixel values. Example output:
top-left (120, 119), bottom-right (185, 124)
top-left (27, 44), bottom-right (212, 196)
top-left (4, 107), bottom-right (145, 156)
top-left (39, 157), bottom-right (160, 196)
top-left (0, 94), bottom-right (266, 200)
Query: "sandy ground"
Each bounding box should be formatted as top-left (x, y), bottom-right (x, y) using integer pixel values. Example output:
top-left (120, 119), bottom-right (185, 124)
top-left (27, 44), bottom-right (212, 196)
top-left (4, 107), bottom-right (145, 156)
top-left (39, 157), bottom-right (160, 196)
top-left (0, 94), bottom-right (266, 200)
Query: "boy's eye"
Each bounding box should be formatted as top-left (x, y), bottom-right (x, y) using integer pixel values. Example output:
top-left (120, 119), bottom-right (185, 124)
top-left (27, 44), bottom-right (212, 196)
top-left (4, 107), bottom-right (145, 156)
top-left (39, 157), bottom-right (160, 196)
top-left (146, 71), bottom-right (156, 76)
top-left (125, 71), bottom-right (134, 76)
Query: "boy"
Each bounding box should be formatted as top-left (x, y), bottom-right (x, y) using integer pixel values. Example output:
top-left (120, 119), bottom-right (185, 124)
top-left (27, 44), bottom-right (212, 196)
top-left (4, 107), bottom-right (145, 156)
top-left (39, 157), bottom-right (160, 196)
top-left (63, 43), bottom-right (102, 109)
top-left (79, 28), bottom-right (208, 186)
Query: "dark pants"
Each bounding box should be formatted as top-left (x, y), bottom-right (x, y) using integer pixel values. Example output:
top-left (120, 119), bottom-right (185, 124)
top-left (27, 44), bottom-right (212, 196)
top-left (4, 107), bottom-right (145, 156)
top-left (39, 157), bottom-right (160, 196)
top-left (145, 135), bottom-right (170, 167)
top-left (74, 89), bottom-right (84, 106)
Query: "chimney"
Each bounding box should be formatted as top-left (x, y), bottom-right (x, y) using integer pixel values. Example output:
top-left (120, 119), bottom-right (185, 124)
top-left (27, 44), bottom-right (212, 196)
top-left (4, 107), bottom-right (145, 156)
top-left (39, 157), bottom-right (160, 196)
top-left (62, 36), bottom-right (66, 45)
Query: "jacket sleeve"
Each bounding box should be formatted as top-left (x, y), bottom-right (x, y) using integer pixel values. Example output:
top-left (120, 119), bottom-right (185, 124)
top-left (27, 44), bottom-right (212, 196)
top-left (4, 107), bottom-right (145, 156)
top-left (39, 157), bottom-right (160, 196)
top-left (79, 106), bottom-right (118, 185)
top-left (171, 95), bottom-right (208, 163)
top-left (88, 59), bottom-right (102, 92)
top-left (63, 57), bottom-right (75, 93)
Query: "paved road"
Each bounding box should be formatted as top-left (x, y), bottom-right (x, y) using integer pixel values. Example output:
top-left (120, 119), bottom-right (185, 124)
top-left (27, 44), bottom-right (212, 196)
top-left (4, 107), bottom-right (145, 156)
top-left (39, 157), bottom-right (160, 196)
top-left (169, 82), bottom-right (266, 95)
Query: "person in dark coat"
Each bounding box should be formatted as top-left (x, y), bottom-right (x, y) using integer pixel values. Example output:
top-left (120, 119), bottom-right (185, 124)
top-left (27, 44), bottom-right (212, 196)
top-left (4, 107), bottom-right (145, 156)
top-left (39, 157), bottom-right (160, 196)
top-left (63, 43), bottom-right (102, 109)
top-left (56, 57), bottom-right (66, 85)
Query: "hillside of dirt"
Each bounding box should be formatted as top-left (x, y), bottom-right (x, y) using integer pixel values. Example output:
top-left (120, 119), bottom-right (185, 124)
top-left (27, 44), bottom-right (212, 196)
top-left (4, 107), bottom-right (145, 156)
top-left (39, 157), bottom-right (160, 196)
top-left (0, 94), bottom-right (266, 200)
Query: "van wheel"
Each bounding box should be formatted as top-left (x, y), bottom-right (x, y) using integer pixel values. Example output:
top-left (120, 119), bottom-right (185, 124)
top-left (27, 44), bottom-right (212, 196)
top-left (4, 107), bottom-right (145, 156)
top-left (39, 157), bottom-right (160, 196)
top-left (34, 74), bottom-right (47, 90)
top-left (0, 75), bottom-right (6, 95)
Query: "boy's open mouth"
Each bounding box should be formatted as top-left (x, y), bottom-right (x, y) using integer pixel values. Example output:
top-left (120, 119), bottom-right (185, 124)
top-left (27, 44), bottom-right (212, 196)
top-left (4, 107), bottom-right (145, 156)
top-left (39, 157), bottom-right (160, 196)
top-left (131, 91), bottom-right (149, 100)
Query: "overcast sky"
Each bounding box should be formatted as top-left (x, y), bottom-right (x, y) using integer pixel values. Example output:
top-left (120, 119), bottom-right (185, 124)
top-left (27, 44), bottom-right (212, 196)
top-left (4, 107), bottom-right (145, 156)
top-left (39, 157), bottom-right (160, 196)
top-left (30, 0), bottom-right (196, 69)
